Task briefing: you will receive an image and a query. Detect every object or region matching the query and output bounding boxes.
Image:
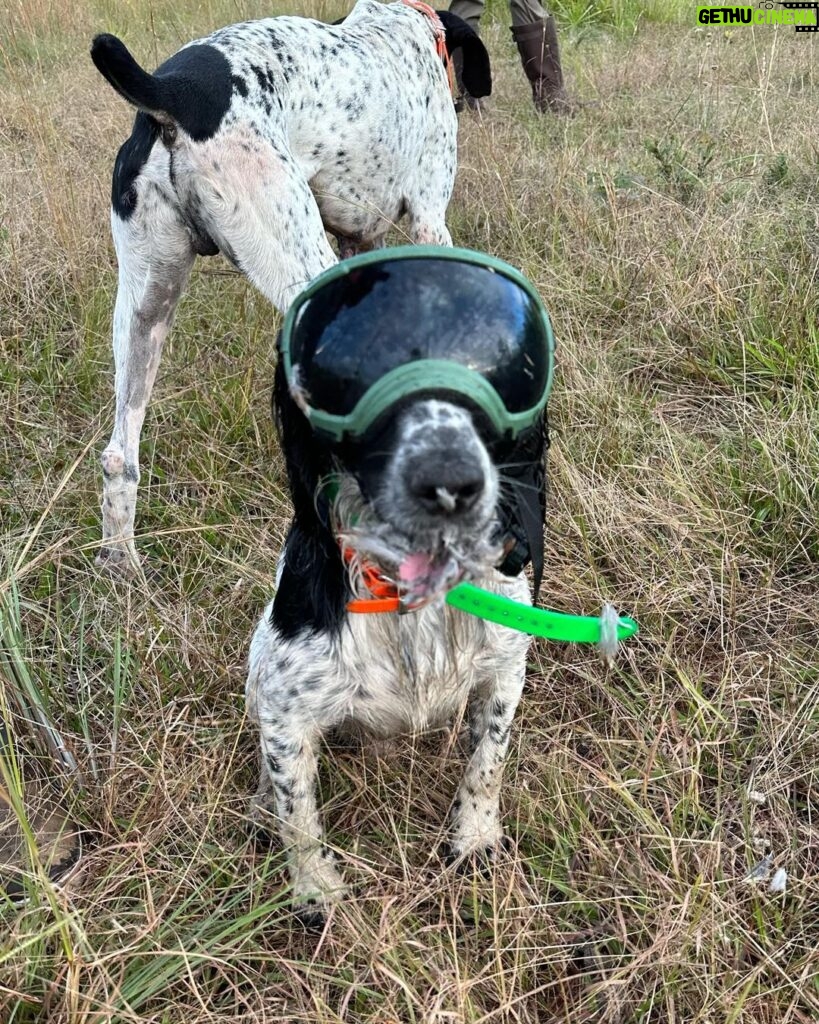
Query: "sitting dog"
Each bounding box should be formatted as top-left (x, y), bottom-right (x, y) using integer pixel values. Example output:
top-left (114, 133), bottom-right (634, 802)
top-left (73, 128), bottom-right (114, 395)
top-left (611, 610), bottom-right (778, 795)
top-left (90, 0), bottom-right (490, 569)
top-left (245, 247), bottom-right (553, 925)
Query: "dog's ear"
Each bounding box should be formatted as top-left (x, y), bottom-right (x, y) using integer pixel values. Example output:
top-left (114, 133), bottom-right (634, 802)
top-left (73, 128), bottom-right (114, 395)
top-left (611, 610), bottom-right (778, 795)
top-left (436, 11), bottom-right (492, 98)
top-left (272, 353), bottom-right (334, 529)
top-left (272, 352), bottom-right (350, 637)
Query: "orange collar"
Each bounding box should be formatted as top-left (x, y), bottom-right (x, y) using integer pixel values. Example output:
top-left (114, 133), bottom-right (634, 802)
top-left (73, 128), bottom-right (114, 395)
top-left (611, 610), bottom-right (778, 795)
top-left (340, 541), bottom-right (404, 613)
top-left (401, 0), bottom-right (455, 96)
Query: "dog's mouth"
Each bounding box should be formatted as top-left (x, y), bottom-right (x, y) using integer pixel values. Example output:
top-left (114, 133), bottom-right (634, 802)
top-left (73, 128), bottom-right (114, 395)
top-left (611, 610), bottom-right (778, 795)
top-left (328, 468), bottom-right (502, 607)
top-left (340, 523), bottom-right (500, 608)
top-left (396, 547), bottom-right (465, 605)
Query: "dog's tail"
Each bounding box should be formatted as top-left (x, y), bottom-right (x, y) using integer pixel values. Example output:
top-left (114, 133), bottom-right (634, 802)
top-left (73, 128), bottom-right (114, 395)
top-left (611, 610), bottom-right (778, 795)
top-left (90, 34), bottom-right (232, 140)
top-left (91, 34), bottom-right (176, 126)
top-left (436, 11), bottom-right (492, 98)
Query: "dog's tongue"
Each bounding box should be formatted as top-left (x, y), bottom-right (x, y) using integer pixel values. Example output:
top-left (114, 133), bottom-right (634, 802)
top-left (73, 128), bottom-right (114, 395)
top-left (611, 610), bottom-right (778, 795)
top-left (397, 550), bottom-right (463, 604)
top-left (398, 553), bottom-right (435, 583)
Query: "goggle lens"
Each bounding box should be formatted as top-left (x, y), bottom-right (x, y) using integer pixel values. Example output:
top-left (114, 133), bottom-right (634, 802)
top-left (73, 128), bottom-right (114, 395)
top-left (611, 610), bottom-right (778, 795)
top-left (281, 248), bottom-right (554, 441)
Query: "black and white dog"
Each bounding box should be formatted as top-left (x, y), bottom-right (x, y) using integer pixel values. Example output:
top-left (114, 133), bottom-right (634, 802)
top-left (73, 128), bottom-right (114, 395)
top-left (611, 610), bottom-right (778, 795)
top-left (90, 0), bottom-right (490, 569)
top-left (245, 250), bottom-right (551, 925)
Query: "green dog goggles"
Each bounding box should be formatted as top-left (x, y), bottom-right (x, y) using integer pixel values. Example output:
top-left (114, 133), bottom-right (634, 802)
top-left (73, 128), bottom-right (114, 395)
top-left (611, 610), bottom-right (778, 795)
top-left (280, 245), bottom-right (555, 443)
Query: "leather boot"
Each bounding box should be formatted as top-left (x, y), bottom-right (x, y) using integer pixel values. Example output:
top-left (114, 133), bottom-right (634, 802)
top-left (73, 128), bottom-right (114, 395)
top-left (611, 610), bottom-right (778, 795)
top-left (511, 17), bottom-right (574, 115)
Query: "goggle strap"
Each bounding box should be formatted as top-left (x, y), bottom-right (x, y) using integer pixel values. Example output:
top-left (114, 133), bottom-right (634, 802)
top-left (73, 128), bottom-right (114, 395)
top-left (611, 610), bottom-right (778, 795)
top-left (513, 477), bottom-right (544, 603)
top-left (304, 359), bottom-right (537, 442)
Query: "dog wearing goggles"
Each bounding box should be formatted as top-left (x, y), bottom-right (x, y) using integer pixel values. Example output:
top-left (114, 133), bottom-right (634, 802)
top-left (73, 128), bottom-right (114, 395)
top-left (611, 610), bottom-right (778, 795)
top-left (90, 0), bottom-right (490, 570)
top-left (246, 249), bottom-right (553, 925)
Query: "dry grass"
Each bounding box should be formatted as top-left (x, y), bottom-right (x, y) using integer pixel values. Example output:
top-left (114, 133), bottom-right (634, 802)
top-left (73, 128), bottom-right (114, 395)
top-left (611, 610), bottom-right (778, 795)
top-left (1, 1), bottom-right (818, 1021)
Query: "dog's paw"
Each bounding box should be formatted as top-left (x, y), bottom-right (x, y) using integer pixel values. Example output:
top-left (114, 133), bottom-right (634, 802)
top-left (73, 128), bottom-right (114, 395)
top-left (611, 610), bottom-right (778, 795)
top-left (447, 801), bottom-right (512, 874)
top-left (291, 849), bottom-right (346, 924)
top-left (293, 898), bottom-right (329, 932)
top-left (95, 545), bottom-right (141, 575)
top-left (445, 834), bottom-right (513, 876)
top-left (449, 799), bottom-right (504, 850)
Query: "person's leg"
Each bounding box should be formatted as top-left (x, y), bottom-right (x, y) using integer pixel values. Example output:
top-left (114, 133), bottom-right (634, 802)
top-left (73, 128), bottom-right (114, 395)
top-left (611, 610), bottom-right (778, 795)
top-left (449, 0), bottom-right (485, 33)
top-left (509, 0), bottom-right (575, 114)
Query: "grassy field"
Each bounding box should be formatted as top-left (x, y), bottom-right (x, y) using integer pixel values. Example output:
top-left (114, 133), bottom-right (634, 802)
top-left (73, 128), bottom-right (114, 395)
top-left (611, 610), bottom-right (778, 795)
top-left (1, 0), bottom-right (818, 1020)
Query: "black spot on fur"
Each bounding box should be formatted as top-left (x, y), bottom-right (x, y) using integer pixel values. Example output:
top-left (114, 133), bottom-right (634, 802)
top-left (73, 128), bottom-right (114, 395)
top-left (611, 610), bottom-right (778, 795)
top-left (111, 112), bottom-right (158, 220)
top-left (263, 734), bottom-right (293, 757)
top-left (250, 63), bottom-right (276, 93)
top-left (143, 43), bottom-right (234, 140)
top-left (488, 723), bottom-right (512, 745)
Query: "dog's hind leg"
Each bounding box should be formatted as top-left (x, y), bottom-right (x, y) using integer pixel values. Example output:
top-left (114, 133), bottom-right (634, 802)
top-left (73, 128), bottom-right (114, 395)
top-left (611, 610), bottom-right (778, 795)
top-left (404, 104), bottom-right (457, 247)
top-left (191, 133), bottom-right (337, 310)
top-left (404, 148), bottom-right (454, 245)
top-left (98, 196), bottom-right (194, 570)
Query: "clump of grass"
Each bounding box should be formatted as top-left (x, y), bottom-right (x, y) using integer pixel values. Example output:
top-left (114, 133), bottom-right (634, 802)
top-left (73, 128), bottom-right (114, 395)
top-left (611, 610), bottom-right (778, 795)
top-left (551, 0), bottom-right (690, 33)
top-left (644, 132), bottom-right (717, 203)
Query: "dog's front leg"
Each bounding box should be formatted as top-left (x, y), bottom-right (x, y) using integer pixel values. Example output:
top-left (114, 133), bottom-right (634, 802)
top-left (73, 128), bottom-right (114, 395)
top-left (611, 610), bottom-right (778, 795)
top-left (449, 662), bottom-right (527, 862)
top-left (255, 720), bottom-right (345, 926)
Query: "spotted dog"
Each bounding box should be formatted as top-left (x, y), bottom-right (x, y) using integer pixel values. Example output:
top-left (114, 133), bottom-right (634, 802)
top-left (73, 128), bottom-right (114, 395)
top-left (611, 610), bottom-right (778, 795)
top-left (90, 0), bottom-right (491, 569)
top-left (245, 252), bottom-right (551, 926)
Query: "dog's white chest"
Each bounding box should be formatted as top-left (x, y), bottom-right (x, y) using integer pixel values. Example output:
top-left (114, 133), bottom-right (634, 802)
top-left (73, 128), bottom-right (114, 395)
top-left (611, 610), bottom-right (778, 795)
top-left (341, 606), bottom-right (490, 735)
top-left (247, 575), bottom-right (531, 741)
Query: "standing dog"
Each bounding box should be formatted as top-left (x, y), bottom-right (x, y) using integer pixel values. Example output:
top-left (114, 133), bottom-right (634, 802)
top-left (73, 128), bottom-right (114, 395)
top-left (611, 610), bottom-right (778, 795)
top-left (245, 248), bottom-right (553, 925)
top-left (90, 0), bottom-right (490, 569)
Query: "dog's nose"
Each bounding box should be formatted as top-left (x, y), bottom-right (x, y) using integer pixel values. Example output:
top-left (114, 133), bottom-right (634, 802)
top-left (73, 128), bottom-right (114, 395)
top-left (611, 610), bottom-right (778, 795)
top-left (407, 463), bottom-right (484, 515)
